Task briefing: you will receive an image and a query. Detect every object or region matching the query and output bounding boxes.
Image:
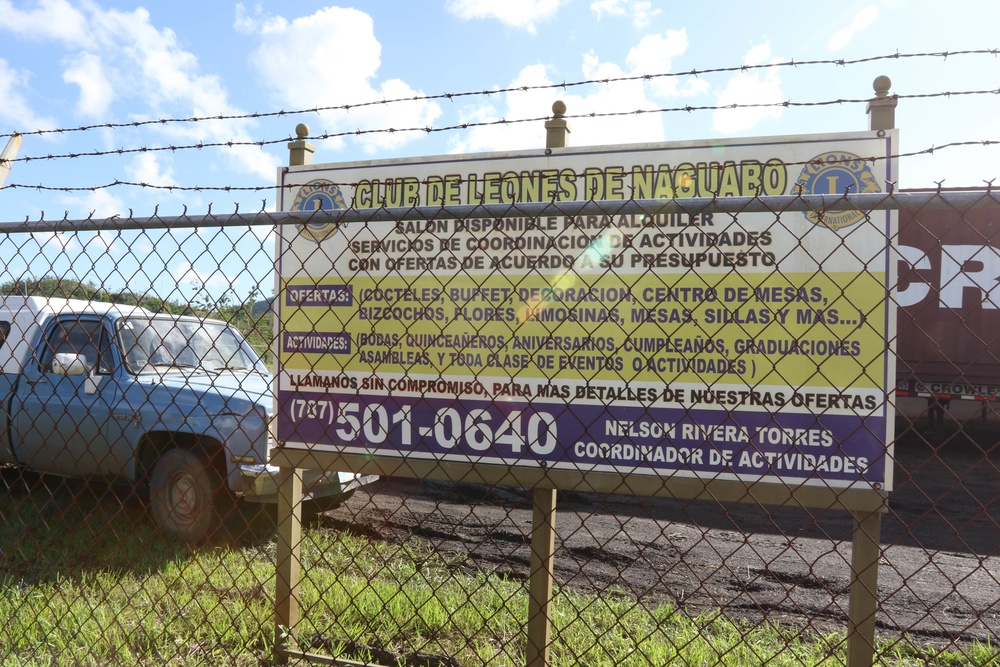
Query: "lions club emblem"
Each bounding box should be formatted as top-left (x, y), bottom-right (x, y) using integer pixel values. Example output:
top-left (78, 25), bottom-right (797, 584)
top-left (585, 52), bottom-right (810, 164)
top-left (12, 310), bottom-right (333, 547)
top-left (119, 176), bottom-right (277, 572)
top-left (291, 179), bottom-right (347, 242)
top-left (794, 152), bottom-right (881, 230)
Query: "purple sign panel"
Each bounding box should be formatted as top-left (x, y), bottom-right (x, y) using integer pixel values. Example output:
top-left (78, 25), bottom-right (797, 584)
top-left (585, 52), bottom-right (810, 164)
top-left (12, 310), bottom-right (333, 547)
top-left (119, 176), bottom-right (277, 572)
top-left (277, 389), bottom-right (888, 486)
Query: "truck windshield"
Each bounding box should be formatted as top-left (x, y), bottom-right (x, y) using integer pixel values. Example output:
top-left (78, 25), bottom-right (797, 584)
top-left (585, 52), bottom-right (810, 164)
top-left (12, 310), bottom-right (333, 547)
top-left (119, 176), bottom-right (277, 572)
top-left (117, 317), bottom-right (267, 375)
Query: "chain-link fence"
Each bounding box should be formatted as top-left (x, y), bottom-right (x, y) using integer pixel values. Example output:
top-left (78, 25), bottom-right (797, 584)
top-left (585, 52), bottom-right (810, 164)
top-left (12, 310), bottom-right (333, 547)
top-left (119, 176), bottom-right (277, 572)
top-left (0, 189), bottom-right (998, 667)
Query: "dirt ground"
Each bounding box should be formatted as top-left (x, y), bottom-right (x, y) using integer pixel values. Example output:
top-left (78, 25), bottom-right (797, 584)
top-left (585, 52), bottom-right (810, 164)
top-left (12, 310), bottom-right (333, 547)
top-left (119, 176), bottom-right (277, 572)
top-left (319, 422), bottom-right (1000, 651)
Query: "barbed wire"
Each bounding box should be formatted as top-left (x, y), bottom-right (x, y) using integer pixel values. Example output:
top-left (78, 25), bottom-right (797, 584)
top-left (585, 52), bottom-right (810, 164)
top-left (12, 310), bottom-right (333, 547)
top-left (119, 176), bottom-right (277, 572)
top-left (1, 139), bottom-right (997, 197)
top-left (0, 47), bottom-right (996, 145)
top-left (4, 86), bottom-right (1000, 171)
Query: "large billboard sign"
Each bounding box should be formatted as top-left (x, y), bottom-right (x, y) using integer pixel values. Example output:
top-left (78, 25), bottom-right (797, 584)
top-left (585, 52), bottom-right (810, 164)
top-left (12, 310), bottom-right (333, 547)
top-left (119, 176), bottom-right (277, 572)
top-left (276, 131), bottom-right (897, 493)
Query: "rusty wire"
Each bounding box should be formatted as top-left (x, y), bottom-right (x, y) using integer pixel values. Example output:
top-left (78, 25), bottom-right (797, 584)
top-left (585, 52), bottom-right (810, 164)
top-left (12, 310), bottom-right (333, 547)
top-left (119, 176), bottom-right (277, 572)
top-left (3, 47), bottom-right (997, 144)
top-left (3, 91), bottom-right (1000, 174)
top-left (0, 192), bottom-right (997, 666)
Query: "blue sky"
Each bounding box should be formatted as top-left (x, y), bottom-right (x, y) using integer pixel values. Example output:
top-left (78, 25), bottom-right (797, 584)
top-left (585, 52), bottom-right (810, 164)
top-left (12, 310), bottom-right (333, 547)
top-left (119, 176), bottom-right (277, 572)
top-left (1, 0), bottom-right (999, 301)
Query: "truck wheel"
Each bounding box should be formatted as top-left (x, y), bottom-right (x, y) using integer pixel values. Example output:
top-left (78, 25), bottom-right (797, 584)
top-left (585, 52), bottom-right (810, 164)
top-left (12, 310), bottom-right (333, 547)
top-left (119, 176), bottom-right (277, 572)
top-left (149, 449), bottom-right (223, 543)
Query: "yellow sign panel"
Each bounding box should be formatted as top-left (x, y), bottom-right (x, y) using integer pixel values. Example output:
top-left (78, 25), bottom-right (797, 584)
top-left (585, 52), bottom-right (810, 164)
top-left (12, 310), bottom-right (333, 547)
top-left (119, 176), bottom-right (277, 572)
top-left (276, 131), bottom-right (897, 491)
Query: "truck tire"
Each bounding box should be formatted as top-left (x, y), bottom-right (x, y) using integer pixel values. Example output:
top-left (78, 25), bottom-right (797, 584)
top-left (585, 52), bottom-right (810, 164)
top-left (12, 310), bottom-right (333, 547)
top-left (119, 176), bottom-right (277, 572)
top-left (149, 449), bottom-right (224, 543)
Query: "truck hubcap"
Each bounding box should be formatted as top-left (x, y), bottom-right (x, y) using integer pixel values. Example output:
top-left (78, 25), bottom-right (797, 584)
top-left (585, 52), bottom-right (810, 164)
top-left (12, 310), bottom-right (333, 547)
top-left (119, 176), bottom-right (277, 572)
top-left (170, 473), bottom-right (200, 521)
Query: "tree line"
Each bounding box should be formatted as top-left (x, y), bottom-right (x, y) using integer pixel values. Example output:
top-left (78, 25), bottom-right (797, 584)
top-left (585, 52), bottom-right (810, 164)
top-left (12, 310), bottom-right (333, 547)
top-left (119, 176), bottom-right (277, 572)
top-left (0, 276), bottom-right (275, 362)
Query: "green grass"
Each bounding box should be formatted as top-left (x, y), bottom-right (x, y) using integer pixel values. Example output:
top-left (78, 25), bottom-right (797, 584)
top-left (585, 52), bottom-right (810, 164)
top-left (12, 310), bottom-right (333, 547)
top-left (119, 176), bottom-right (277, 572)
top-left (0, 478), bottom-right (997, 666)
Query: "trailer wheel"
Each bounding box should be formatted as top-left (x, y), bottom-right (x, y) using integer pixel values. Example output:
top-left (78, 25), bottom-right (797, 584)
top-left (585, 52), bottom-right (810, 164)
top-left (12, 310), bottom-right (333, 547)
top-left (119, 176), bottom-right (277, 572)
top-left (150, 449), bottom-right (223, 543)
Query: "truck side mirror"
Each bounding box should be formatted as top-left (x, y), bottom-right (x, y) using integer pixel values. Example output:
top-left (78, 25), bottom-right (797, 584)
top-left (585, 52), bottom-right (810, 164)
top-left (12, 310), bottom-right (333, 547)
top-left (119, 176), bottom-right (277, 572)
top-left (52, 353), bottom-right (90, 377)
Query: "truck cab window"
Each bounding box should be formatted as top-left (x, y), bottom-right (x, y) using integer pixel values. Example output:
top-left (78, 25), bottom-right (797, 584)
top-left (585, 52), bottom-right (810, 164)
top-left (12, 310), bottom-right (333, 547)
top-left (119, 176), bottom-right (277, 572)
top-left (38, 319), bottom-right (113, 375)
top-left (0, 321), bottom-right (9, 350)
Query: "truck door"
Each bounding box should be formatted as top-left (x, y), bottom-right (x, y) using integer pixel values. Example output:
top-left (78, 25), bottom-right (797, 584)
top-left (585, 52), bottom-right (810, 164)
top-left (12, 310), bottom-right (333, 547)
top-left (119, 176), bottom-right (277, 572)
top-left (12, 316), bottom-right (122, 477)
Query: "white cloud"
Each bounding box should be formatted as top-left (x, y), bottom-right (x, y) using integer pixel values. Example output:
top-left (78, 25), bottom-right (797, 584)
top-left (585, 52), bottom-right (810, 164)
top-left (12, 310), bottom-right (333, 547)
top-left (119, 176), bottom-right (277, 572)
top-left (127, 153), bottom-right (175, 188)
top-left (627, 30), bottom-right (687, 70)
top-left (240, 6), bottom-right (440, 155)
top-left (449, 28), bottom-right (706, 153)
top-left (88, 230), bottom-right (122, 253)
top-left (712, 42), bottom-right (784, 134)
top-left (57, 188), bottom-right (126, 228)
top-left (31, 230), bottom-right (78, 253)
top-left (172, 260), bottom-right (230, 292)
top-left (0, 58), bottom-right (58, 131)
top-left (574, 56), bottom-right (665, 145)
top-left (62, 52), bottom-right (114, 118)
top-left (446, 0), bottom-right (570, 33)
top-left (590, 0), bottom-right (626, 18)
top-left (0, 0), bottom-right (90, 47)
top-left (71, 225), bottom-right (126, 254)
top-left (828, 5), bottom-right (880, 51)
top-left (233, 3), bottom-right (257, 34)
top-left (626, 29), bottom-right (708, 98)
top-left (629, 2), bottom-right (660, 28)
top-left (102, 4), bottom-right (281, 179)
top-left (591, 0), bottom-right (661, 28)
top-left (85, 8), bottom-right (225, 113)
top-left (0, 4), bottom-right (275, 179)
top-left (448, 66), bottom-right (557, 154)
top-left (449, 61), bottom-right (664, 154)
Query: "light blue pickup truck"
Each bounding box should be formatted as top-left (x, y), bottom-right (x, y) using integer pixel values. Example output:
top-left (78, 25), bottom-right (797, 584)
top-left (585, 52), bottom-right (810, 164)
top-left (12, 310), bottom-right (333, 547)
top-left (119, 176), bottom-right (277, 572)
top-left (0, 296), bottom-right (372, 542)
